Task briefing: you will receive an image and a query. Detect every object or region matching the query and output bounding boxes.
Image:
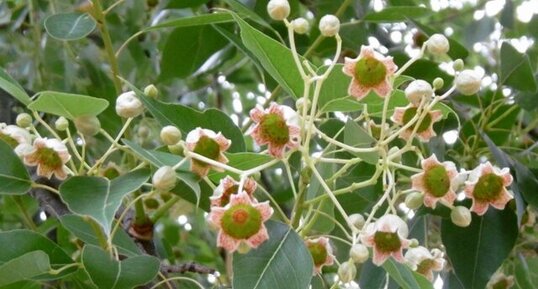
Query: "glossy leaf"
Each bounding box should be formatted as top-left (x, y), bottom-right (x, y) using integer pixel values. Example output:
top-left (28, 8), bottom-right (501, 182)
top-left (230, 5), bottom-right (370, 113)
top-left (27, 91), bottom-right (109, 119)
top-left (317, 64), bottom-right (349, 109)
top-left (147, 13), bottom-right (234, 30)
top-left (364, 6), bottom-right (432, 22)
top-left (59, 169), bottom-right (150, 234)
top-left (166, 0), bottom-right (210, 9)
top-left (0, 251), bottom-right (50, 287)
top-left (383, 259), bottom-right (434, 289)
top-left (82, 245), bottom-right (160, 289)
top-left (0, 68), bottom-right (31, 105)
top-left (44, 13), bottom-right (96, 41)
top-left (0, 140), bottom-right (32, 195)
top-left (344, 119), bottom-right (379, 164)
top-left (500, 42), bottom-right (537, 92)
top-left (233, 221), bottom-right (313, 289)
top-left (208, 152), bottom-right (274, 181)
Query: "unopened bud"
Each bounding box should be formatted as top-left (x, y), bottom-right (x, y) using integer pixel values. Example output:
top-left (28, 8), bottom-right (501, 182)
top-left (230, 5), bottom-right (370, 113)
top-left (433, 77), bottom-right (444, 90)
top-left (451, 206), bottom-right (472, 227)
top-left (16, 113), bottom-right (32, 128)
top-left (74, 115), bottom-right (101, 136)
top-left (349, 213), bottom-right (365, 229)
top-left (338, 260), bottom-right (357, 283)
top-left (168, 144), bottom-right (184, 155)
top-left (405, 80), bottom-right (433, 106)
top-left (453, 59), bottom-right (464, 71)
top-left (152, 166), bottom-right (177, 192)
top-left (405, 192), bottom-right (424, 210)
top-left (455, 69), bottom-right (481, 95)
top-left (291, 18), bottom-right (309, 34)
top-left (144, 84), bottom-right (159, 98)
top-left (388, 146), bottom-right (401, 163)
top-left (144, 198), bottom-right (160, 209)
top-left (319, 15), bottom-right (340, 37)
top-left (427, 34), bottom-right (450, 55)
top-left (267, 0), bottom-right (290, 21)
top-left (350, 244), bottom-right (369, 263)
top-left (409, 238), bottom-right (419, 247)
top-left (237, 242), bottom-right (252, 254)
top-left (116, 91), bottom-right (144, 118)
top-left (55, 117), bottom-right (69, 131)
top-left (160, 125), bottom-right (182, 145)
top-left (295, 97), bottom-right (310, 111)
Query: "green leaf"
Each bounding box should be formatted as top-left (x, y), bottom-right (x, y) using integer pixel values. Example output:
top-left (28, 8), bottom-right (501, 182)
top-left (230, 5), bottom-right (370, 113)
top-left (382, 259), bottom-right (434, 289)
top-left (208, 152), bottom-right (274, 181)
top-left (166, 0), bottom-right (210, 9)
top-left (44, 13), bottom-right (96, 41)
top-left (146, 13), bottom-right (234, 30)
top-left (233, 221), bottom-right (313, 289)
top-left (364, 6), bottom-right (432, 22)
top-left (500, 42), bottom-right (537, 92)
top-left (0, 68), bottom-right (31, 105)
top-left (441, 208), bottom-right (518, 289)
top-left (59, 169), bottom-right (150, 234)
top-left (306, 163), bottom-right (336, 233)
top-left (320, 97), bottom-right (364, 113)
top-left (60, 215), bottom-right (141, 257)
top-left (317, 64), bottom-right (349, 109)
top-left (0, 140), bottom-right (32, 195)
top-left (343, 119), bottom-right (379, 164)
top-left (230, 12), bottom-right (307, 99)
top-left (82, 245), bottom-right (160, 289)
top-left (0, 251), bottom-right (50, 287)
top-left (27, 91), bottom-right (109, 119)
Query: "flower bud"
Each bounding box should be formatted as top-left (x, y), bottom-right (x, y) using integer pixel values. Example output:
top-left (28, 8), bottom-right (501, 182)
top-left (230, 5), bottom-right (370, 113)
top-left (350, 244), bottom-right (369, 263)
top-left (16, 113), bottom-right (32, 128)
top-left (137, 125), bottom-right (150, 139)
top-left (267, 0), bottom-right (290, 21)
top-left (55, 117), bottom-right (69, 131)
top-left (74, 115), bottom-right (101, 136)
top-left (388, 146), bottom-right (401, 163)
top-left (144, 197), bottom-right (160, 209)
top-left (160, 125), bottom-right (182, 145)
top-left (152, 166), bottom-right (177, 192)
top-left (455, 69), bottom-right (481, 95)
top-left (296, 97), bottom-right (310, 111)
top-left (319, 15), bottom-right (340, 37)
top-left (453, 59), bottom-right (464, 71)
top-left (433, 77), bottom-right (444, 90)
top-left (427, 34), bottom-right (450, 55)
top-left (405, 192), bottom-right (424, 210)
top-left (291, 17), bottom-right (309, 34)
top-left (168, 143), bottom-right (184, 155)
top-left (451, 206), bottom-right (472, 227)
top-left (144, 84), bottom-right (159, 98)
top-left (349, 213), bottom-right (365, 229)
top-left (116, 91), bottom-right (144, 118)
top-left (338, 260), bottom-right (357, 283)
top-left (405, 80), bottom-right (433, 106)
top-left (409, 238), bottom-right (419, 247)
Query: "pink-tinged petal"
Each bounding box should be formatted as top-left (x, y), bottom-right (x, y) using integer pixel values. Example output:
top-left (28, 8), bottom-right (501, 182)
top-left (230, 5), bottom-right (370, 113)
top-left (481, 162), bottom-right (494, 175)
top-left (37, 164), bottom-right (53, 179)
top-left (250, 125), bottom-right (269, 145)
top-left (190, 161), bottom-right (210, 177)
top-left (373, 81), bottom-right (393, 98)
top-left (422, 154), bottom-right (440, 170)
top-left (417, 128), bottom-right (436, 142)
top-left (501, 171), bottom-right (513, 186)
top-left (249, 106), bottom-right (265, 123)
top-left (229, 191), bottom-right (252, 206)
top-left (359, 46), bottom-right (375, 58)
top-left (383, 57), bottom-right (398, 73)
top-left (343, 57), bottom-right (357, 76)
top-left (392, 249), bottom-right (406, 263)
top-left (23, 153), bottom-right (39, 166)
top-left (430, 110), bottom-right (443, 122)
top-left (490, 189), bottom-right (513, 210)
top-left (288, 125), bottom-right (301, 140)
top-left (268, 144), bottom-right (286, 158)
top-left (464, 184), bottom-right (475, 198)
top-left (217, 153), bottom-right (229, 165)
top-left (471, 201), bottom-right (489, 216)
top-left (217, 231), bottom-right (240, 252)
top-left (255, 201), bottom-right (274, 221)
top-left (208, 207), bottom-right (226, 227)
top-left (398, 129), bottom-right (412, 141)
top-left (372, 248), bottom-right (391, 266)
top-left (244, 178), bottom-right (257, 195)
top-left (245, 225), bottom-right (269, 248)
top-left (215, 133), bottom-right (231, 151)
top-left (442, 190), bottom-right (457, 206)
top-left (411, 173), bottom-right (425, 192)
top-left (54, 167), bottom-right (68, 180)
top-left (348, 81), bottom-right (371, 100)
top-left (268, 102), bottom-right (284, 117)
top-left (391, 107), bottom-right (406, 125)
top-left (423, 194), bottom-right (439, 209)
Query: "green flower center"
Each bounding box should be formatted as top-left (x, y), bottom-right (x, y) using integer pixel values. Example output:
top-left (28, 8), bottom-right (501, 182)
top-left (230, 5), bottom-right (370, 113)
top-left (307, 242), bottom-right (328, 266)
top-left (354, 57), bottom-right (387, 87)
top-left (402, 107), bottom-right (432, 133)
top-left (193, 136), bottom-right (220, 167)
top-left (0, 133), bottom-right (19, 148)
top-left (473, 173), bottom-right (504, 202)
top-left (220, 185), bottom-right (239, 206)
top-left (423, 165), bottom-right (450, 197)
top-left (221, 204), bottom-right (262, 239)
top-left (260, 113), bottom-right (289, 146)
top-left (416, 259), bottom-right (435, 276)
top-left (373, 231), bottom-right (402, 253)
top-left (35, 147), bottom-right (63, 169)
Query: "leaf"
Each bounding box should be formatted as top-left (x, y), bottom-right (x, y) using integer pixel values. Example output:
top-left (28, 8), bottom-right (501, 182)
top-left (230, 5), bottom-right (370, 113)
top-left (441, 208), bottom-right (518, 289)
top-left (382, 259), bottom-right (434, 289)
top-left (82, 245), bottom-right (160, 289)
top-left (344, 119), bottom-right (379, 164)
top-left (166, 0), bottom-right (210, 9)
top-left (208, 152), bottom-right (274, 181)
top-left (147, 13), bottom-right (234, 30)
top-left (44, 13), bottom-right (96, 41)
top-left (500, 42), bottom-right (537, 92)
top-left (27, 91), bottom-right (109, 119)
top-left (0, 67), bottom-right (31, 105)
top-left (359, 260), bottom-right (388, 289)
top-left (321, 97), bottom-right (364, 113)
top-left (306, 163), bottom-right (336, 233)
top-left (317, 64), bottom-right (349, 109)
top-left (0, 140), bottom-right (32, 195)
top-left (364, 6), bottom-right (432, 22)
top-left (230, 12), bottom-right (307, 99)
top-left (233, 221), bottom-right (313, 289)
top-left (0, 251), bottom-right (51, 287)
top-left (59, 169), bottom-right (150, 234)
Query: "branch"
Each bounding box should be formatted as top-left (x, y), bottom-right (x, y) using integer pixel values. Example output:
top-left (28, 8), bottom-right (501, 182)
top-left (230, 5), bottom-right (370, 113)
top-left (161, 263), bottom-right (216, 275)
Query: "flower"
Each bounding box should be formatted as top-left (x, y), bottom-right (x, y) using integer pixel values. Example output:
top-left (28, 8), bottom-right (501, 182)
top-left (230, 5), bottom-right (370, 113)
top-left (0, 123), bottom-right (32, 156)
top-left (405, 247), bottom-right (445, 281)
top-left (23, 138), bottom-right (71, 180)
top-left (426, 34), bottom-right (450, 55)
top-left (291, 18), bottom-right (309, 34)
top-left (361, 214), bottom-right (410, 266)
top-left (411, 154), bottom-right (459, 209)
top-left (116, 91), bottom-right (144, 118)
top-left (391, 104), bottom-right (443, 142)
top-left (267, 0), bottom-right (290, 21)
top-left (464, 162), bottom-right (513, 216)
top-left (343, 46), bottom-right (398, 100)
top-left (319, 15), bottom-right (340, 37)
top-left (305, 237), bottom-right (335, 274)
top-left (207, 191), bottom-right (273, 252)
top-left (248, 102), bottom-right (300, 158)
top-left (210, 176), bottom-right (257, 207)
top-left (185, 128), bottom-right (231, 177)
top-left (455, 69), bottom-right (481, 95)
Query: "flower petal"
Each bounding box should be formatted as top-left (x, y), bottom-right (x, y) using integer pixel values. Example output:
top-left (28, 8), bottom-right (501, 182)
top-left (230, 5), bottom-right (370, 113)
top-left (217, 231), bottom-right (240, 252)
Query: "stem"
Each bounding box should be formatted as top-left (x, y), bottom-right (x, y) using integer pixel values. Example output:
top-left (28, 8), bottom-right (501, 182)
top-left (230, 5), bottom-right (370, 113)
top-left (133, 191), bottom-right (149, 225)
top-left (150, 196), bottom-right (180, 223)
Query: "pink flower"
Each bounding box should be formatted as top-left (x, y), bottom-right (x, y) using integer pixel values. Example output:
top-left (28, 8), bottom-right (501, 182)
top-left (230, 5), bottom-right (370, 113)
top-left (185, 128), bottom-right (231, 177)
top-left (305, 237), bottom-right (335, 274)
top-left (207, 191), bottom-right (273, 252)
top-left (23, 138), bottom-right (71, 180)
top-left (342, 46), bottom-right (398, 100)
top-left (210, 176), bottom-right (257, 207)
top-left (411, 154), bottom-right (459, 209)
top-left (404, 247), bottom-right (445, 281)
top-left (464, 162), bottom-right (513, 216)
top-left (391, 104), bottom-right (443, 142)
top-left (361, 214), bottom-right (410, 266)
top-left (248, 102), bottom-right (300, 158)
top-left (0, 123), bottom-right (32, 156)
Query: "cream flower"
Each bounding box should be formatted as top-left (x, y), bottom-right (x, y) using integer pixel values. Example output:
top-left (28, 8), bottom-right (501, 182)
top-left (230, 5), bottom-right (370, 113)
top-left (361, 214), bottom-right (410, 266)
top-left (248, 102), bottom-right (300, 158)
top-left (23, 138), bottom-right (71, 180)
top-left (207, 191), bottom-right (273, 252)
top-left (391, 104), bottom-right (443, 142)
top-left (342, 46), bottom-right (398, 100)
top-left (464, 162), bottom-right (513, 216)
top-left (305, 237), bottom-right (335, 274)
top-left (404, 247), bottom-right (445, 281)
top-left (185, 128), bottom-right (231, 177)
top-left (210, 176), bottom-right (257, 207)
top-left (0, 123), bottom-right (32, 156)
top-left (411, 154), bottom-right (459, 209)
